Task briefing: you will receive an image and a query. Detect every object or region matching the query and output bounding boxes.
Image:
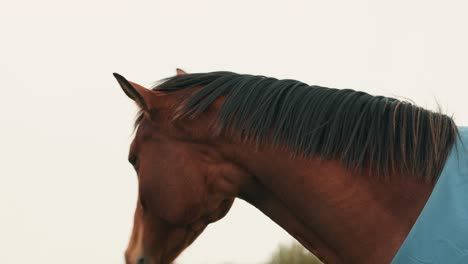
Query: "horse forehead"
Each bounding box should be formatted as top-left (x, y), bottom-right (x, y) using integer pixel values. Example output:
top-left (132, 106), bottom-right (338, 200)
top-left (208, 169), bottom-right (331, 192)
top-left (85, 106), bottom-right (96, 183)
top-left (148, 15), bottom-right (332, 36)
top-left (132, 122), bottom-right (162, 150)
top-left (133, 118), bottom-right (216, 164)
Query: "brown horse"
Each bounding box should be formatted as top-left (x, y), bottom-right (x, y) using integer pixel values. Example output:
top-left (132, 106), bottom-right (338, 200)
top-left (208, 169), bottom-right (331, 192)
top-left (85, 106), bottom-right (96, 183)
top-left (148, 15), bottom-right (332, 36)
top-left (115, 69), bottom-right (458, 264)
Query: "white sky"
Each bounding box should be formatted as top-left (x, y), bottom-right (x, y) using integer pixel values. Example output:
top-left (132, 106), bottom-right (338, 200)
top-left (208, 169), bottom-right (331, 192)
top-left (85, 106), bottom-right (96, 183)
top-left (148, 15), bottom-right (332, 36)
top-left (1, 1), bottom-right (468, 263)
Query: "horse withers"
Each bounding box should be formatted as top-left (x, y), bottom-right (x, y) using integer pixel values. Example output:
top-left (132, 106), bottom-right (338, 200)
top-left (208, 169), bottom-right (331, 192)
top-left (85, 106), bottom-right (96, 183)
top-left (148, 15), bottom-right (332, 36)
top-left (115, 69), bottom-right (463, 264)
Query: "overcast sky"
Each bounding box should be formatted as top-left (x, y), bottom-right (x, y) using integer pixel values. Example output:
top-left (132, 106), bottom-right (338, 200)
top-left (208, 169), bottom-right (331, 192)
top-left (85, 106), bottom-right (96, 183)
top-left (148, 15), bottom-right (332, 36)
top-left (1, 1), bottom-right (468, 263)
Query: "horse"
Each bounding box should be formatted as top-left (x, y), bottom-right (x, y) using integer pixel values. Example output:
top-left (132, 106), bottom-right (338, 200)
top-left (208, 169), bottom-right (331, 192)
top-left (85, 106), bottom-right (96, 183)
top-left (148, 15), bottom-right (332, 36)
top-left (114, 69), bottom-right (468, 264)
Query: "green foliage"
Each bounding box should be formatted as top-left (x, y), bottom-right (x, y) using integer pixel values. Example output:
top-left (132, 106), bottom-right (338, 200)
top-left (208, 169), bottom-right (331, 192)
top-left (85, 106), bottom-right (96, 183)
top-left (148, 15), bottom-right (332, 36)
top-left (265, 242), bottom-right (323, 264)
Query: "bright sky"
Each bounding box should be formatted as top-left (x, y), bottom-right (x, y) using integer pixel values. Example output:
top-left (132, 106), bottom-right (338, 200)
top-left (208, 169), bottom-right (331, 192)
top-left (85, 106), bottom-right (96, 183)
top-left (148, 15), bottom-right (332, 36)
top-left (1, 1), bottom-right (468, 263)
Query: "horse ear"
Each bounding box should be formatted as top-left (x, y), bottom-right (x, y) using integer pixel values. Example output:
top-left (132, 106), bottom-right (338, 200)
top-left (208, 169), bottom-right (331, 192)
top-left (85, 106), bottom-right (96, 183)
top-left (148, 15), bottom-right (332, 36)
top-left (113, 73), bottom-right (154, 111)
top-left (176, 68), bottom-right (187, 75)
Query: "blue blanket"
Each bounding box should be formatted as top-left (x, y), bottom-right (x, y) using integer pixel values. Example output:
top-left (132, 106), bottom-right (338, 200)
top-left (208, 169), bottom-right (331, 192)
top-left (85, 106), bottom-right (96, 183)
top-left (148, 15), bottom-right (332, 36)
top-left (392, 127), bottom-right (468, 263)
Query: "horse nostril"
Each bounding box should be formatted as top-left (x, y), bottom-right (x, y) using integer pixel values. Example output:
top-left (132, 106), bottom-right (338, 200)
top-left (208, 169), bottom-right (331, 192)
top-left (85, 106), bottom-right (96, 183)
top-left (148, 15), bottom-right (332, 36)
top-left (136, 256), bottom-right (145, 264)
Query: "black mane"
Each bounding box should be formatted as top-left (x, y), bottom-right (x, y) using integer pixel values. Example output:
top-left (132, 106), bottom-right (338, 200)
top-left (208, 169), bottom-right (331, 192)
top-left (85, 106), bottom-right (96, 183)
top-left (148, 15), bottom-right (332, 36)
top-left (142, 71), bottom-right (458, 181)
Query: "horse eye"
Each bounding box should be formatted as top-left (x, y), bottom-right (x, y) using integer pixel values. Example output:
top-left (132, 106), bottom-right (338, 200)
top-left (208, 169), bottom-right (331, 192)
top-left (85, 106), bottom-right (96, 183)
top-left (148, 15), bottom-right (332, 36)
top-left (128, 154), bottom-right (138, 167)
top-left (139, 197), bottom-right (147, 211)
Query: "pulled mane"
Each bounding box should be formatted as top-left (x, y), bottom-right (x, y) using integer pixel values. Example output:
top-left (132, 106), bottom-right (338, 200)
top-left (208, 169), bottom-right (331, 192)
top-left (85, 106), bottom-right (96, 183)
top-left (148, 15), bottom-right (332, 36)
top-left (141, 71), bottom-right (458, 182)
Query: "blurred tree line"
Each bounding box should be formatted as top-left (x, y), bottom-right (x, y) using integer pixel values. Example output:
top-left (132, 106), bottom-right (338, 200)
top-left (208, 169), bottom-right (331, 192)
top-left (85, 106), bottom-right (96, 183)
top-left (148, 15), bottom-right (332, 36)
top-left (265, 242), bottom-right (323, 264)
top-left (192, 241), bottom-right (323, 264)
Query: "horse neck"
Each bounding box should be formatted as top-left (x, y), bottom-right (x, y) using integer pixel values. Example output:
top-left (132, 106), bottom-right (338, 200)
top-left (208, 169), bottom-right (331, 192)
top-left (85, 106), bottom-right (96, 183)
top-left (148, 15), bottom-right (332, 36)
top-left (223, 141), bottom-right (434, 264)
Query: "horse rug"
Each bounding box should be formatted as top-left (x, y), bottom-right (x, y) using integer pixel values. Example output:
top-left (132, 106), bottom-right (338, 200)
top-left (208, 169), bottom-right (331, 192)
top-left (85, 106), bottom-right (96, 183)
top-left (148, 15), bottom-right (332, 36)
top-left (392, 127), bottom-right (468, 263)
